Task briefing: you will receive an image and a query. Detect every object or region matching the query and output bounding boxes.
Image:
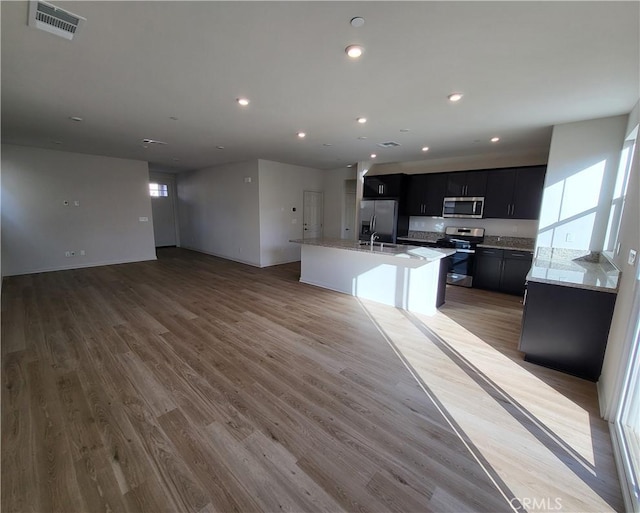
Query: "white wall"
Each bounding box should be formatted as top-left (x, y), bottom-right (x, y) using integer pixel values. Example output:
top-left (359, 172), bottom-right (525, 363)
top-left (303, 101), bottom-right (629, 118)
top-left (258, 159), bottom-right (324, 267)
top-left (599, 101), bottom-right (640, 418)
top-left (1, 144), bottom-right (156, 276)
top-left (323, 166), bottom-right (357, 239)
top-left (537, 115), bottom-right (628, 251)
top-left (177, 160), bottom-right (261, 266)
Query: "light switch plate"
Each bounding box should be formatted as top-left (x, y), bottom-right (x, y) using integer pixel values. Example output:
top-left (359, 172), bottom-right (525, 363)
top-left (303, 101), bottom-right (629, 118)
top-left (629, 249), bottom-right (637, 266)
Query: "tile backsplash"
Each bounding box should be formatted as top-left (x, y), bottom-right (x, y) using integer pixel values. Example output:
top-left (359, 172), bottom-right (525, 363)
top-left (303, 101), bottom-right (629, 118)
top-left (408, 216), bottom-right (539, 238)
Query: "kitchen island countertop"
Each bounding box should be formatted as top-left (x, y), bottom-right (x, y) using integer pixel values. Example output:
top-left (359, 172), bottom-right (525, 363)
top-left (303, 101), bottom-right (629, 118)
top-left (291, 238), bottom-right (455, 261)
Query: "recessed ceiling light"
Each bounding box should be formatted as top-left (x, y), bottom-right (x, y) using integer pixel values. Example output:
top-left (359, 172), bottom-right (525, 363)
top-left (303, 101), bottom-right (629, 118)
top-left (216, 145), bottom-right (225, 150)
top-left (422, 146), bottom-right (429, 152)
top-left (69, 116), bottom-right (83, 122)
top-left (323, 143), bottom-right (332, 147)
top-left (347, 164), bottom-right (354, 168)
top-left (169, 116), bottom-right (178, 121)
top-left (448, 93), bottom-right (464, 102)
top-left (297, 132), bottom-right (306, 138)
top-left (358, 136), bottom-right (368, 140)
top-left (490, 136), bottom-right (500, 142)
top-left (370, 153), bottom-right (377, 158)
top-left (236, 97), bottom-right (250, 106)
top-left (350, 17), bottom-right (365, 28)
top-left (345, 45), bottom-right (364, 58)
top-left (357, 117), bottom-right (367, 124)
top-left (400, 128), bottom-right (411, 133)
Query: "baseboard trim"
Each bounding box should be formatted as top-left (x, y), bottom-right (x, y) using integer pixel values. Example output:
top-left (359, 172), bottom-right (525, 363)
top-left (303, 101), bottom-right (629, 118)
top-left (3, 255), bottom-right (158, 277)
top-left (180, 246), bottom-right (261, 268)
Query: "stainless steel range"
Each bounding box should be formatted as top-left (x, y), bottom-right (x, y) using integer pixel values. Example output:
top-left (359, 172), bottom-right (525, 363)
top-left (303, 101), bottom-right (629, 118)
top-left (435, 227), bottom-right (485, 288)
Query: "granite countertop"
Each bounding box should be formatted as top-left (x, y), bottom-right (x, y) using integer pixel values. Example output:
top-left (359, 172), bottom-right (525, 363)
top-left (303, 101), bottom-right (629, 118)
top-left (526, 248), bottom-right (620, 293)
top-left (477, 236), bottom-right (535, 252)
top-left (291, 238), bottom-right (455, 262)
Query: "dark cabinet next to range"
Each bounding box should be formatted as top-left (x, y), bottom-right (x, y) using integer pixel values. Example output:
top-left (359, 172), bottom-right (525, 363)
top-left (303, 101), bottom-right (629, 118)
top-left (363, 173), bottom-right (406, 199)
top-left (406, 173), bottom-right (448, 216)
top-left (483, 166), bottom-right (546, 219)
top-left (446, 170), bottom-right (487, 197)
top-left (519, 281), bottom-right (616, 381)
top-left (473, 248), bottom-right (532, 295)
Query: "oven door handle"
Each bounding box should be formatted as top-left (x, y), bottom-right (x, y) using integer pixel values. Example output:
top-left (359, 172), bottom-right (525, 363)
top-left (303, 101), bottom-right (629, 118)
top-left (455, 248), bottom-right (476, 254)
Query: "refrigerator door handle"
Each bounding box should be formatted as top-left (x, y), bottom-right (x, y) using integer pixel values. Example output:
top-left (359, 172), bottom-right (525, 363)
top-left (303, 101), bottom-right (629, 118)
top-left (372, 215), bottom-right (376, 231)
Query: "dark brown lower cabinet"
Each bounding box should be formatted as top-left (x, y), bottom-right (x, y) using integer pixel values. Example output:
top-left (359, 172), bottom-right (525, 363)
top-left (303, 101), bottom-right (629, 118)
top-left (474, 248), bottom-right (532, 296)
top-left (518, 281), bottom-right (617, 381)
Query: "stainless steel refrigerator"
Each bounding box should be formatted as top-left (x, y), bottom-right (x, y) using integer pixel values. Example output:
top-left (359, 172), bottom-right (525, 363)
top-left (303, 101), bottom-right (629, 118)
top-left (359, 199), bottom-right (399, 243)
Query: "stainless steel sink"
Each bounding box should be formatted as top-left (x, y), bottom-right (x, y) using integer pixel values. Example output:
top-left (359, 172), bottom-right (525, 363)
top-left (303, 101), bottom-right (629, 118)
top-left (358, 241), bottom-right (401, 249)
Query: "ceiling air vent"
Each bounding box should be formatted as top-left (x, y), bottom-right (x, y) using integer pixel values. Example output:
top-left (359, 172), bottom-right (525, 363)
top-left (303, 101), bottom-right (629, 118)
top-left (377, 141), bottom-right (401, 148)
top-left (28, 1), bottom-right (85, 41)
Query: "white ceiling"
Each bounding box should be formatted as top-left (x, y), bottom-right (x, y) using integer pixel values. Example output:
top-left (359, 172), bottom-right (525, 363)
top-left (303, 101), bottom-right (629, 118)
top-left (2, 1), bottom-right (639, 172)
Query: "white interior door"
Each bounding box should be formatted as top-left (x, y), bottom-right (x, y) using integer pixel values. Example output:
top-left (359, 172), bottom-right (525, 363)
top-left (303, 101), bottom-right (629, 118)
top-left (343, 179), bottom-right (356, 239)
top-left (150, 180), bottom-right (177, 247)
top-left (303, 191), bottom-right (323, 239)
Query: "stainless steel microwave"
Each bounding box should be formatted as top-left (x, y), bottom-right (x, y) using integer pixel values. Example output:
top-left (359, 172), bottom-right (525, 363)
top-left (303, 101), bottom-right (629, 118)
top-left (442, 197), bottom-right (485, 218)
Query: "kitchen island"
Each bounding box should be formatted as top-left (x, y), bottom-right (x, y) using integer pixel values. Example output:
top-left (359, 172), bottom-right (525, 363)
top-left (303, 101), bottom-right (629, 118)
top-left (519, 249), bottom-right (620, 381)
top-left (291, 238), bottom-right (455, 315)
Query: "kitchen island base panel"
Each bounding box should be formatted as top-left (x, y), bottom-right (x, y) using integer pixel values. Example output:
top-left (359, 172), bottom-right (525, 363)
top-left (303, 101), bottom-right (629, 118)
top-left (300, 245), bottom-right (444, 316)
top-left (518, 281), bottom-right (617, 381)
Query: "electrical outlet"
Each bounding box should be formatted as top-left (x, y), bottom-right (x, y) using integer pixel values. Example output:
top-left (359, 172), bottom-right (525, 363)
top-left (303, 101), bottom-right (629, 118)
top-left (65, 251), bottom-right (71, 257)
top-left (80, 250), bottom-right (85, 256)
top-left (73, 200), bottom-right (80, 207)
top-left (629, 249), bottom-right (637, 266)
top-left (139, 216), bottom-right (149, 222)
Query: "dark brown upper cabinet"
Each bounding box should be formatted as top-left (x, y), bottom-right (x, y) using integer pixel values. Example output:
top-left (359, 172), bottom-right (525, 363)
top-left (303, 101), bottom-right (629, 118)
top-left (483, 166), bottom-right (546, 219)
top-left (406, 173), bottom-right (448, 216)
top-left (363, 173), bottom-right (406, 199)
top-left (445, 170), bottom-right (488, 197)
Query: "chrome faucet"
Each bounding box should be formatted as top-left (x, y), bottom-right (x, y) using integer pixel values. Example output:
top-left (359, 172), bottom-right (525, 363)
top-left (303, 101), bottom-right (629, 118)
top-left (370, 232), bottom-right (379, 246)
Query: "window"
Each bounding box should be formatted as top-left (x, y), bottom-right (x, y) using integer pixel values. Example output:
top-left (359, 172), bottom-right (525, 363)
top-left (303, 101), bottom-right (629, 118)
top-left (604, 126), bottom-right (637, 253)
top-left (149, 183), bottom-right (168, 197)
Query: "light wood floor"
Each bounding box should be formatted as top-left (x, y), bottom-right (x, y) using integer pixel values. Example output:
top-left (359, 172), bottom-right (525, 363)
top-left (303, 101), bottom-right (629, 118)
top-left (2, 248), bottom-right (623, 512)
